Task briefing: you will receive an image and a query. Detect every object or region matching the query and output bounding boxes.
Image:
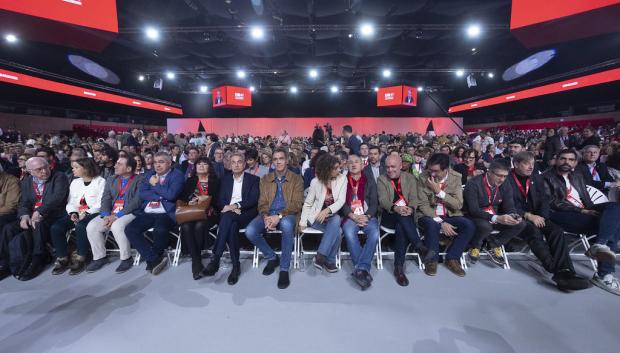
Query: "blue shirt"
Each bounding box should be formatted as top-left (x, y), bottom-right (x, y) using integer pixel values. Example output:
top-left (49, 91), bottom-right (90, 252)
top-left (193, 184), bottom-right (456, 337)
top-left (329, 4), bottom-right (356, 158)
top-left (268, 174), bottom-right (287, 215)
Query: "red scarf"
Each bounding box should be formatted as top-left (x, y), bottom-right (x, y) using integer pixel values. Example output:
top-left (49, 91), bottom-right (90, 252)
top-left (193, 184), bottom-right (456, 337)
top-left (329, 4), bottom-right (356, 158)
top-left (346, 173), bottom-right (366, 206)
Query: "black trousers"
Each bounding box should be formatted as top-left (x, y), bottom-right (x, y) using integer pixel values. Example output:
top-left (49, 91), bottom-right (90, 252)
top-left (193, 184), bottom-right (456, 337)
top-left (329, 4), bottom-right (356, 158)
top-left (517, 220), bottom-right (574, 274)
top-left (213, 210), bottom-right (257, 264)
top-left (470, 218), bottom-right (527, 249)
top-left (180, 216), bottom-right (217, 263)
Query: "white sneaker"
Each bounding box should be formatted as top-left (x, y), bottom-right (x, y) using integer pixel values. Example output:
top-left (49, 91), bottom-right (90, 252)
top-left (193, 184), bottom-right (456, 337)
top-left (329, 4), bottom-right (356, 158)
top-left (586, 244), bottom-right (616, 262)
top-left (591, 274), bottom-right (620, 296)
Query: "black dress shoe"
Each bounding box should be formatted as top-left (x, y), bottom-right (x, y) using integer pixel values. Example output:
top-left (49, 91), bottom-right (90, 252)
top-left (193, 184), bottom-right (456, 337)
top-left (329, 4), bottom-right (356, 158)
top-left (19, 261), bottom-right (43, 281)
top-left (262, 256), bottom-right (280, 276)
top-left (352, 269), bottom-right (371, 291)
top-left (151, 256), bottom-right (168, 276)
top-left (277, 271), bottom-right (290, 289)
top-left (553, 270), bottom-right (592, 291)
top-left (0, 266), bottom-right (10, 281)
top-left (202, 258), bottom-right (220, 277)
top-left (192, 261), bottom-right (205, 280)
top-left (227, 264), bottom-right (240, 285)
top-left (394, 265), bottom-right (409, 287)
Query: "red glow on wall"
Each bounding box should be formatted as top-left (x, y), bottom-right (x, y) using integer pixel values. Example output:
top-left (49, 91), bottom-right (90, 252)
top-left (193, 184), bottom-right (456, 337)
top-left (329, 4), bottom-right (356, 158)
top-left (0, 68), bottom-right (183, 115)
top-left (448, 68), bottom-right (620, 113)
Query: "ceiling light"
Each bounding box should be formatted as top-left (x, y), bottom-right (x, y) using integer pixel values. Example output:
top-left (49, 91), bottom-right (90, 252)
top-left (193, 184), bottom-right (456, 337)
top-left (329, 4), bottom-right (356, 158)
top-left (166, 71), bottom-right (175, 79)
top-left (348, 33), bottom-right (353, 38)
top-left (373, 87), bottom-right (379, 92)
top-left (249, 85), bottom-right (256, 92)
top-left (199, 85), bottom-right (208, 93)
top-left (330, 85), bottom-right (339, 93)
top-left (359, 23), bottom-right (375, 38)
top-left (145, 27), bottom-right (160, 40)
top-left (488, 72), bottom-right (494, 78)
top-left (471, 47), bottom-right (476, 52)
top-left (138, 75), bottom-right (145, 81)
top-left (455, 69), bottom-right (465, 77)
top-left (249, 26), bottom-right (265, 40)
top-left (5, 33), bottom-right (17, 43)
top-left (466, 24), bottom-right (481, 38)
top-left (382, 69), bottom-right (392, 78)
top-left (417, 86), bottom-right (424, 92)
top-left (290, 86), bottom-right (298, 93)
top-left (237, 70), bottom-right (246, 79)
top-left (308, 69), bottom-right (318, 79)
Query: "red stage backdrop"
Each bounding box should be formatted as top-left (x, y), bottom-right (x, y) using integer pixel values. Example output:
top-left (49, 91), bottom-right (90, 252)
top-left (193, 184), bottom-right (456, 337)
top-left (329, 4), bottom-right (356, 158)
top-left (167, 117), bottom-right (462, 136)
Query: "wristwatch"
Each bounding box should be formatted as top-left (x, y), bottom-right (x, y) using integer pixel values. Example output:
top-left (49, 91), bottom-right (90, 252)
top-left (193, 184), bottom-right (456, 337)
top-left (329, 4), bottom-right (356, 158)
top-left (235, 202), bottom-right (241, 209)
top-left (277, 213), bottom-right (283, 219)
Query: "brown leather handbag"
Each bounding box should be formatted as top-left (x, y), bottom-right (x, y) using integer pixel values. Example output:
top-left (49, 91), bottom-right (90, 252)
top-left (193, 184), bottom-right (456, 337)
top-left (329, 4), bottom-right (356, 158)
top-left (175, 197), bottom-right (212, 224)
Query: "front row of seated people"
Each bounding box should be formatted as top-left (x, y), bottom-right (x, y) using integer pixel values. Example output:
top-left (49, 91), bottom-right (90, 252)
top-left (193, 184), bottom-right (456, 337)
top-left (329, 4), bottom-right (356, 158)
top-left (0, 148), bottom-right (618, 294)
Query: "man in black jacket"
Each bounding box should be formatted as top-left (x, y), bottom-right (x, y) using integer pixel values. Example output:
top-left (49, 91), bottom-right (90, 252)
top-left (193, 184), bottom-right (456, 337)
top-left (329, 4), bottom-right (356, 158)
top-left (362, 145), bottom-right (385, 182)
top-left (2, 157), bottom-right (69, 280)
top-left (575, 145), bottom-right (617, 194)
top-left (507, 152), bottom-right (590, 291)
top-left (180, 146), bottom-right (201, 180)
top-left (544, 149), bottom-right (620, 295)
top-left (464, 160), bottom-right (526, 267)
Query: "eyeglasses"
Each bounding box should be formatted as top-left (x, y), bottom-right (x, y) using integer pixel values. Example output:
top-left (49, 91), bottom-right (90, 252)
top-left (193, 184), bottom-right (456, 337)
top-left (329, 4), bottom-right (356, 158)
top-left (491, 171), bottom-right (509, 178)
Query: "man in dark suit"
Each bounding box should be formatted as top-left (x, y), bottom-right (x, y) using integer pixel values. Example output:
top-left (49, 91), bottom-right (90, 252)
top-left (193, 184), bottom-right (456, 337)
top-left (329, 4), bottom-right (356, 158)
top-left (125, 152), bottom-right (184, 276)
top-left (464, 160), bottom-right (526, 267)
top-left (507, 152), bottom-right (590, 291)
top-left (404, 88), bottom-right (414, 104)
top-left (363, 145), bottom-right (385, 182)
top-left (1, 157), bottom-right (69, 281)
top-left (215, 90), bottom-right (223, 105)
top-left (180, 146), bottom-right (201, 180)
top-left (203, 152), bottom-right (259, 285)
top-left (575, 145), bottom-right (617, 194)
top-left (547, 127), bottom-right (577, 165)
top-left (205, 133), bottom-right (221, 161)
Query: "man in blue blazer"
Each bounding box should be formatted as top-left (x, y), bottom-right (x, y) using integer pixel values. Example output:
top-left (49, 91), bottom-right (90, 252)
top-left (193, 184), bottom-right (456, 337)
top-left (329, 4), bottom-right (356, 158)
top-left (126, 152), bottom-right (184, 275)
top-left (203, 152), bottom-right (259, 285)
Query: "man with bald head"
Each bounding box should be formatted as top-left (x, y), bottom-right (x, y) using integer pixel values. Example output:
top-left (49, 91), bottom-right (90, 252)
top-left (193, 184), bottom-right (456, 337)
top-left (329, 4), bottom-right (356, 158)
top-left (0, 157), bottom-right (69, 281)
top-left (377, 154), bottom-right (433, 287)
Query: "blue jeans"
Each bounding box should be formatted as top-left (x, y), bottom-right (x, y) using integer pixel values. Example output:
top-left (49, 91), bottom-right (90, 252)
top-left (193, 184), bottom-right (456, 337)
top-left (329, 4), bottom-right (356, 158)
top-left (342, 217), bottom-right (379, 272)
top-left (550, 202), bottom-right (620, 276)
top-left (245, 215), bottom-right (296, 271)
top-left (381, 212), bottom-right (423, 266)
top-left (309, 214), bottom-right (342, 264)
top-left (418, 216), bottom-right (475, 261)
top-left (126, 213), bottom-right (176, 263)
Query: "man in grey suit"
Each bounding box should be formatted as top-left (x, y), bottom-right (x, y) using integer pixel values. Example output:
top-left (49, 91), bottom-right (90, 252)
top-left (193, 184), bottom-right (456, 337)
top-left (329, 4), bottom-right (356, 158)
top-left (86, 154), bottom-right (143, 273)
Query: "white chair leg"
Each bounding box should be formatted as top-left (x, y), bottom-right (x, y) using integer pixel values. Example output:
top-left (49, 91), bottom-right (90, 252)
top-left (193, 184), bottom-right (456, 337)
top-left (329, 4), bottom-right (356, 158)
top-left (580, 234), bottom-right (598, 271)
top-left (501, 245), bottom-right (510, 270)
top-left (293, 233), bottom-right (299, 270)
top-left (133, 254), bottom-right (141, 266)
top-left (252, 247), bottom-right (259, 268)
top-left (172, 233), bottom-right (182, 267)
top-left (376, 239), bottom-right (384, 270)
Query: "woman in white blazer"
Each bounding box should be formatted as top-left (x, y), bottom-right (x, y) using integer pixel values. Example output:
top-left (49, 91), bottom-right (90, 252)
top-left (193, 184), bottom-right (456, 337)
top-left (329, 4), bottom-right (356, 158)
top-left (300, 154), bottom-right (347, 272)
top-left (50, 158), bottom-right (105, 276)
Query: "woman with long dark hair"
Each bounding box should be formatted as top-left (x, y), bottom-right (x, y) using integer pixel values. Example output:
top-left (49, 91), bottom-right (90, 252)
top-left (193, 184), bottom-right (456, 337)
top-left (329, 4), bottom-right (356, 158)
top-left (178, 157), bottom-right (220, 279)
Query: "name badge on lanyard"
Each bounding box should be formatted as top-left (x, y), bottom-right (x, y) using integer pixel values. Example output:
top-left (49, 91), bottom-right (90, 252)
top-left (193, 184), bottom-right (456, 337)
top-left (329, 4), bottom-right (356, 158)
top-left (349, 175), bottom-right (364, 215)
top-left (435, 182), bottom-right (447, 217)
top-left (78, 196), bottom-right (88, 214)
top-left (33, 181), bottom-right (44, 210)
top-left (114, 176), bottom-right (134, 214)
top-left (392, 179), bottom-right (408, 206)
top-left (483, 175), bottom-right (499, 215)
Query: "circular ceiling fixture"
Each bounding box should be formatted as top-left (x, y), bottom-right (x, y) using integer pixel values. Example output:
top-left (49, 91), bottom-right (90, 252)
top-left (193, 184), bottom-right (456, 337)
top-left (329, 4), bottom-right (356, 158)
top-left (68, 54), bottom-right (120, 85)
top-left (502, 49), bottom-right (556, 81)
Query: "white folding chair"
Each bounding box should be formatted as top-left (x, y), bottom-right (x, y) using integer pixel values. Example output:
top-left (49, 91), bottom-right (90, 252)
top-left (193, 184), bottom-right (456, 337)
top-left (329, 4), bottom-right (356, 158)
top-left (377, 226), bottom-right (423, 270)
top-left (296, 227), bottom-right (342, 270)
top-left (252, 229), bottom-right (298, 270)
top-left (337, 230), bottom-right (381, 270)
top-left (237, 228), bottom-right (260, 268)
top-left (133, 228), bottom-right (181, 266)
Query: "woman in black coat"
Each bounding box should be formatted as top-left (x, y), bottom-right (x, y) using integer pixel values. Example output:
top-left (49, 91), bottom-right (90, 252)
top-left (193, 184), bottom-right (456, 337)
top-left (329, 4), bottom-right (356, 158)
top-left (178, 157), bottom-right (220, 279)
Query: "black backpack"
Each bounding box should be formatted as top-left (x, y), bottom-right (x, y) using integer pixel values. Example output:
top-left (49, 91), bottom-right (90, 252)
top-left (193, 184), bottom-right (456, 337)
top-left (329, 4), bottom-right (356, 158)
top-left (8, 229), bottom-right (34, 276)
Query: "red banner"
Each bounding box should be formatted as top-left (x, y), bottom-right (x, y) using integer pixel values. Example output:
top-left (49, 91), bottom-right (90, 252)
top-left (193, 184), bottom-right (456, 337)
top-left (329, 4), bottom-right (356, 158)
top-left (448, 68), bottom-right (620, 113)
top-left (0, 68), bottom-right (183, 115)
top-left (212, 86), bottom-right (252, 108)
top-left (510, 0), bottom-right (620, 47)
top-left (377, 85), bottom-right (417, 107)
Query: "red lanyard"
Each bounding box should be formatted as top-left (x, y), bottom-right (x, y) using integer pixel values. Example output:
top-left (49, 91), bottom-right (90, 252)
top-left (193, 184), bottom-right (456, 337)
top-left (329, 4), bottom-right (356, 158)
top-left (348, 174), bottom-right (360, 196)
top-left (511, 172), bottom-right (530, 199)
top-left (196, 179), bottom-right (209, 195)
top-left (117, 176), bottom-right (135, 199)
top-left (483, 175), bottom-right (499, 205)
top-left (250, 165), bottom-right (260, 176)
top-left (391, 178), bottom-right (404, 199)
top-left (590, 165), bottom-right (598, 178)
top-left (566, 182), bottom-right (584, 208)
top-left (33, 181), bottom-right (44, 201)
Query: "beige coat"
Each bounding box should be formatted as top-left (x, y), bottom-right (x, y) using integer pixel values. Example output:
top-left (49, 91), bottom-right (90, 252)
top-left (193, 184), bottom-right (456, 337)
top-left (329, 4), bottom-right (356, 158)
top-left (0, 172), bottom-right (20, 216)
top-left (416, 169), bottom-right (464, 221)
top-left (377, 172), bottom-right (420, 213)
top-left (300, 174), bottom-right (347, 226)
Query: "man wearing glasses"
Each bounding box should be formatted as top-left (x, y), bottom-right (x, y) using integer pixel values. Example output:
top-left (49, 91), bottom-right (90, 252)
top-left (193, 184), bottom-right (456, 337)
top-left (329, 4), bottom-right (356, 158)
top-left (464, 160), bottom-right (526, 267)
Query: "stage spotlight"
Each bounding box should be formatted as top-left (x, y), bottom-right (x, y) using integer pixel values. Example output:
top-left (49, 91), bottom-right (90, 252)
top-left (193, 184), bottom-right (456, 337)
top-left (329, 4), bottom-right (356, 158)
top-left (290, 86), bottom-right (298, 93)
top-left (138, 75), bottom-right (145, 81)
top-left (382, 69), bottom-right (392, 78)
top-left (5, 33), bottom-right (17, 43)
top-left (488, 72), bottom-right (494, 78)
top-left (250, 26), bottom-right (265, 40)
top-left (466, 24), bottom-right (481, 38)
top-left (200, 85), bottom-right (208, 93)
top-left (373, 87), bottom-right (379, 92)
top-left (417, 86), bottom-right (424, 92)
top-left (359, 23), bottom-right (375, 38)
top-left (330, 85), bottom-right (339, 93)
top-left (308, 69), bottom-right (318, 79)
top-left (145, 27), bottom-right (160, 40)
top-left (471, 47), bottom-right (476, 52)
top-left (166, 71), bottom-right (175, 79)
top-left (348, 33), bottom-right (353, 38)
top-left (249, 86), bottom-right (256, 92)
top-left (237, 70), bottom-right (247, 79)
top-left (455, 69), bottom-right (465, 77)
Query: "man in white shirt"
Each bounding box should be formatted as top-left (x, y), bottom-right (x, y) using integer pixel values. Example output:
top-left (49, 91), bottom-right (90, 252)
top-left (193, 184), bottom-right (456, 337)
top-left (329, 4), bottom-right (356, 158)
top-left (301, 147), bottom-right (319, 176)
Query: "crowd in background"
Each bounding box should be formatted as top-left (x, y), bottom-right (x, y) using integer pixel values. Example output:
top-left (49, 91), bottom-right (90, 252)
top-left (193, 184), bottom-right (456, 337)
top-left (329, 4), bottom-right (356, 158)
top-left (0, 122), bottom-right (619, 294)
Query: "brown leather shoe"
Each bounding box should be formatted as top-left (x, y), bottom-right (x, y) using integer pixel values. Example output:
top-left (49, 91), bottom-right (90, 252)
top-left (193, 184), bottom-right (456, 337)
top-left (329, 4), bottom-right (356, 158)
top-left (445, 259), bottom-right (466, 277)
top-left (393, 265), bottom-right (409, 287)
top-left (424, 262), bottom-right (438, 276)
